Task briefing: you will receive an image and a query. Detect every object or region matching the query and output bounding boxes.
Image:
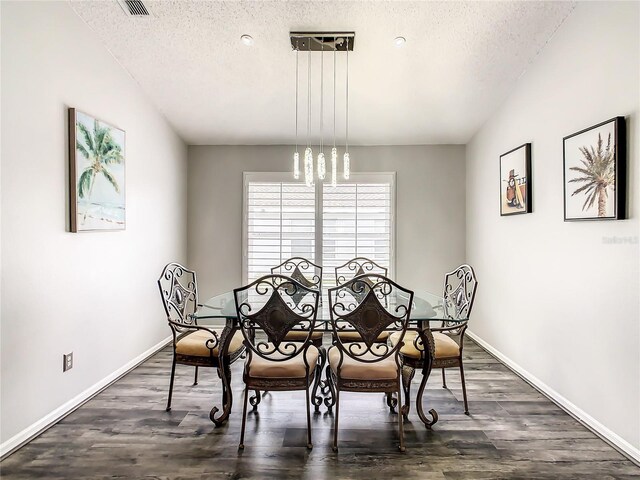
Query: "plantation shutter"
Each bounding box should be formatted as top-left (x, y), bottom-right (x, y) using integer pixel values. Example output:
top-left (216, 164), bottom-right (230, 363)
top-left (322, 179), bottom-right (393, 287)
top-left (245, 180), bottom-right (316, 283)
top-left (244, 172), bottom-right (394, 285)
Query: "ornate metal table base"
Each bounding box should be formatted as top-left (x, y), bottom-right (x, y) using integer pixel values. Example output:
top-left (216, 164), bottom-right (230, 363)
top-left (398, 328), bottom-right (439, 428)
top-left (249, 389), bottom-right (264, 409)
top-left (311, 346), bottom-right (327, 412)
top-left (207, 321), bottom-right (441, 429)
top-left (415, 371), bottom-right (438, 428)
top-left (210, 320), bottom-right (235, 427)
top-left (208, 320), bottom-right (328, 426)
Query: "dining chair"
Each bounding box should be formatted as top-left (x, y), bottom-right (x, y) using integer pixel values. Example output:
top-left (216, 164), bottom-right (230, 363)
top-left (271, 257), bottom-right (322, 293)
top-left (157, 262), bottom-right (245, 412)
top-left (334, 257), bottom-right (388, 287)
top-left (389, 264), bottom-right (478, 419)
top-left (270, 257), bottom-right (326, 412)
top-left (334, 257), bottom-right (391, 343)
top-left (234, 274), bottom-right (321, 450)
top-left (326, 274), bottom-right (414, 452)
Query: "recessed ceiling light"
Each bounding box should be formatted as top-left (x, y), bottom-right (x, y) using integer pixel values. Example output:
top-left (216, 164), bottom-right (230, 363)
top-left (394, 36), bottom-right (406, 47)
top-left (241, 34), bottom-right (254, 46)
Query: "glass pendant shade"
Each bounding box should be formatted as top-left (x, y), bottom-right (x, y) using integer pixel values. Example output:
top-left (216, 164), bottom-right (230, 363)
top-left (331, 147), bottom-right (337, 187)
top-left (293, 152), bottom-right (300, 179)
top-left (318, 152), bottom-right (326, 180)
top-left (304, 147), bottom-right (313, 187)
top-left (343, 152), bottom-right (350, 179)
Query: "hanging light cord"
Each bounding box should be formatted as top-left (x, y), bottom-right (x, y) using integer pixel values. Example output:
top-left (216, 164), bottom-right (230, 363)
top-left (307, 41), bottom-right (311, 148)
top-left (333, 45), bottom-right (336, 147)
top-left (295, 46), bottom-right (298, 154)
top-left (320, 40), bottom-right (324, 154)
top-left (345, 38), bottom-right (349, 153)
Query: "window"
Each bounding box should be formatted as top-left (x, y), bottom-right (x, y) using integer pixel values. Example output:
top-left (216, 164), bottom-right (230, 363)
top-left (243, 172), bottom-right (395, 284)
top-left (245, 174), bottom-right (315, 283)
top-left (322, 181), bottom-right (393, 287)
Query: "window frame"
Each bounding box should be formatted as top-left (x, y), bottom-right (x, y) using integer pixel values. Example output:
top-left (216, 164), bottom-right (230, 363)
top-left (242, 171), bottom-right (396, 284)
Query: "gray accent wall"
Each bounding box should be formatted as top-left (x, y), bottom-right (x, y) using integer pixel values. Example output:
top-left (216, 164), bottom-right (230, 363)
top-left (187, 145), bottom-right (466, 297)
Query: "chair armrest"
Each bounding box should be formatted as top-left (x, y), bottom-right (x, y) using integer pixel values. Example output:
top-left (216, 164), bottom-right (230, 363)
top-left (168, 321), bottom-right (222, 350)
top-left (430, 322), bottom-right (468, 349)
top-left (430, 322), bottom-right (467, 334)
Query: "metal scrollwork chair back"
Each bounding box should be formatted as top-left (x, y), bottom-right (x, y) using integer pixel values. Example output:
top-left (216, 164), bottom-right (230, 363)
top-left (326, 274), bottom-right (414, 452)
top-left (158, 262), bottom-right (199, 331)
top-left (270, 257), bottom-right (327, 412)
top-left (334, 257), bottom-right (388, 286)
top-left (157, 263), bottom-right (245, 412)
top-left (333, 258), bottom-right (390, 341)
top-left (443, 264), bottom-right (478, 325)
top-left (233, 274), bottom-right (321, 450)
top-left (271, 257), bottom-right (322, 293)
top-left (389, 264), bottom-right (478, 425)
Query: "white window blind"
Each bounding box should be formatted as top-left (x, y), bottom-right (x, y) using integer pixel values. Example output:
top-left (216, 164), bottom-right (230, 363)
top-left (322, 182), bottom-right (392, 287)
top-left (246, 180), bottom-right (315, 283)
top-left (243, 172), bottom-right (395, 285)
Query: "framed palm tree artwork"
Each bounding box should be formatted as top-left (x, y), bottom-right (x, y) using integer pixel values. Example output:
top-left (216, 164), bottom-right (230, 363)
top-left (563, 117), bottom-right (626, 221)
top-left (69, 108), bottom-right (125, 232)
top-left (500, 143), bottom-right (532, 216)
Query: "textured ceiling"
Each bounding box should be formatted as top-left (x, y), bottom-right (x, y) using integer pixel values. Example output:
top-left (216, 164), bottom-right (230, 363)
top-left (70, 1), bottom-right (575, 145)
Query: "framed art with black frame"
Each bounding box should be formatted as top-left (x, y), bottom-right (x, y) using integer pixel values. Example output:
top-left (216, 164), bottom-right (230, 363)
top-left (563, 116), bottom-right (626, 221)
top-left (500, 143), bottom-right (532, 216)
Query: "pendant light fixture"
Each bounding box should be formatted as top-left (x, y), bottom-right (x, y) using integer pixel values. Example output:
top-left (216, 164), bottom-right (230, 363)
top-left (317, 40), bottom-right (326, 180)
top-left (331, 45), bottom-right (337, 188)
top-left (290, 32), bottom-right (354, 186)
top-left (304, 39), bottom-right (313, 187)
top-left (343, 36), bottom-right (350, 180)
top-left (293, 45), bottom-right (300, 180)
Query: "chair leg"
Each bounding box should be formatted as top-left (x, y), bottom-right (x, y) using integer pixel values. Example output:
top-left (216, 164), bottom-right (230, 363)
top-left (166, 355), bottom-right (177, 412)
top-left (459, 361), bottom-right (469, 415)
top-left (193, 366), bottom-right (199, 386)
top-left (305, 384), bottom-right (313, 449)
top-left (401, 365), bottom-right (415, 418)
top-left (239, 386), bottom-right (249, 449)
top-left (397, 383), bottom-right (405, 452)
top-left (332, 387), bottom-right (340, 452)
top-left (442, 368), bottom-right (447, 388)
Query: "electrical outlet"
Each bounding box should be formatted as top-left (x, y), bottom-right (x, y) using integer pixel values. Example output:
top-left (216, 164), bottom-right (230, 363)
top-left (63, 352), bottom-right (73, 372)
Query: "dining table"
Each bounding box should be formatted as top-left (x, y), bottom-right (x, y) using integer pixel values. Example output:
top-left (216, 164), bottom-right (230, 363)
top-left (192, 287), bottom-right (467, 429)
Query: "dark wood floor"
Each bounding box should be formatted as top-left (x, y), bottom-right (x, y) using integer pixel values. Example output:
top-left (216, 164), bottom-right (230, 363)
top-left (2, 338), bottom-right (639, 479)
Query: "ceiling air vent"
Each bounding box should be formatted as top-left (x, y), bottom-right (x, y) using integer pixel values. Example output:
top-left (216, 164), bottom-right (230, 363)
top-left (117, 0), bottom-right (150, 16)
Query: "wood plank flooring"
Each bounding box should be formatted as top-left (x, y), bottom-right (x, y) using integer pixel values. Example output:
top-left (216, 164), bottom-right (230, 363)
top-left (2, 338), bottom-right (639, 479)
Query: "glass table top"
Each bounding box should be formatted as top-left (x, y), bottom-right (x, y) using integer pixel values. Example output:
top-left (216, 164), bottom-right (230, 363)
top-left (194, 289), bottom-right (464, 323)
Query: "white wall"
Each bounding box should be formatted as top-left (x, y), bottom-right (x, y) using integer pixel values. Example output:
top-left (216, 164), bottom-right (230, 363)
top-left (0, 2), bottom-right (187, 447)
top-left (188, 145), bottom-right (465, 297)
top-left (466, 1), bottom-right (639, 458)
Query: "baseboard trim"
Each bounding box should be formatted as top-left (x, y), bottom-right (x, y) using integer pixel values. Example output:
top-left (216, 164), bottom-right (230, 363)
top-left (467, 330), bottom-right (640, 466)
top-left (0, 336), bottom-right (172, 460)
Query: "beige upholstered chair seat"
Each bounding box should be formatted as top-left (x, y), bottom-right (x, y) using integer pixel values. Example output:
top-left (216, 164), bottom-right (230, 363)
top-left (246, 345), bottom-right (319, 379)
top-left (284, 330), bottom-right (324, 341)
top-left (337, 330), bottom-right (390, 342)
top-left (388, 331), bottom-right (460, 359)
top-left (328, 344), bottom-right (398, 380)
top-left (176, 329), bottom-right (244, 357)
